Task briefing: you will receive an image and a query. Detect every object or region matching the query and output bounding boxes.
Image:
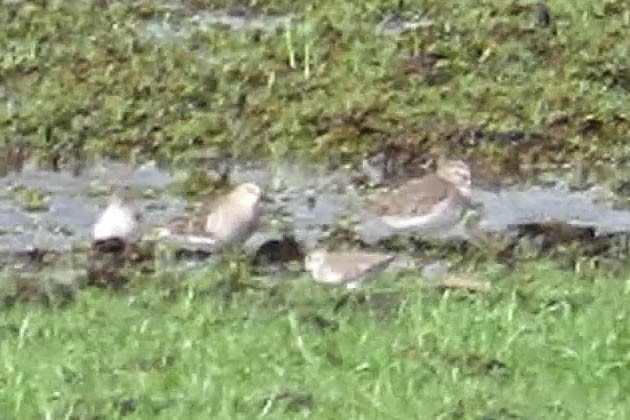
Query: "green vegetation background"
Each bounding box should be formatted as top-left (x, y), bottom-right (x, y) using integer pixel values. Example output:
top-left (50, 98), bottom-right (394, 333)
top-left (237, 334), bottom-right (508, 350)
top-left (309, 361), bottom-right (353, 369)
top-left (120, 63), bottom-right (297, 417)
top-left (1, 1), bottom-right (629, 418)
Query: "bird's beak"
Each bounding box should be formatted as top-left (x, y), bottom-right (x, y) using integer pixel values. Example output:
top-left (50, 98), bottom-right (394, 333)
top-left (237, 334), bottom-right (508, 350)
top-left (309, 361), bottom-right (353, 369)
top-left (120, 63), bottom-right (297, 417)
top-left (261, 193), bottom-right (274, 204)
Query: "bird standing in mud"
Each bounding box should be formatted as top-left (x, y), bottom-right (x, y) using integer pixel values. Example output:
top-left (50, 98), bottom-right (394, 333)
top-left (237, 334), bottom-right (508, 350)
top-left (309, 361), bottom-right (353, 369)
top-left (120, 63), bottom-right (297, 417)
top-left (158, 182), bottom-right (265, 252)
top-left (368, 159), bottom-right (474, 234)
top-left (91, 190), bottom-right (142, 253)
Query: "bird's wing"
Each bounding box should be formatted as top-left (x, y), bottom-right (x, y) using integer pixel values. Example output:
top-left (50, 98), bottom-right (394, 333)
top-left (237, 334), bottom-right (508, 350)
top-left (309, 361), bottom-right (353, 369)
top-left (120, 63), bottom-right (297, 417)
top-left (165, 212), bottom-right (206, 235)
top-left (329, 252), bottom-right (394, 279)
top-left (371, 176), bottom-right (451, 216)
top-left (205, 196), bottom-right (230, 234)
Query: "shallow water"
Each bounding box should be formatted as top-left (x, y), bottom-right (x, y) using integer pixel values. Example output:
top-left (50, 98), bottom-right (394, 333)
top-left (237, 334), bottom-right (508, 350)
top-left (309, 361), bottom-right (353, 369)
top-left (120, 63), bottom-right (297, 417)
top-left (376, 13), bottom-right (434, 35)
top-left (139, 2), bottom-right (429, 42)
top-left (0, 161), bottom-right (186, 253)
top-left (2, 159), bottom-right (630, 258)
top-left (473, 183), bottom-right (630, 235)
top-left (139, 3), bottom-right (292, 43)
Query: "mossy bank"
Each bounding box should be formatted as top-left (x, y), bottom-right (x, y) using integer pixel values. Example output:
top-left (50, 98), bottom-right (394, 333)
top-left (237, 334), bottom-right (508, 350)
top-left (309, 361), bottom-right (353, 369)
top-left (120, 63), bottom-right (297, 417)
top-left (1, 1), bottom-right (628, 174)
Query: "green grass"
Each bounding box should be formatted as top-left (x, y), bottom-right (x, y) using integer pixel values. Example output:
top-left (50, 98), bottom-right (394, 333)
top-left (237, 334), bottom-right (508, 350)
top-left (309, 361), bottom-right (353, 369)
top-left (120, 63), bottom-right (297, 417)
top-left (1, 262), bottom-right (629, 418)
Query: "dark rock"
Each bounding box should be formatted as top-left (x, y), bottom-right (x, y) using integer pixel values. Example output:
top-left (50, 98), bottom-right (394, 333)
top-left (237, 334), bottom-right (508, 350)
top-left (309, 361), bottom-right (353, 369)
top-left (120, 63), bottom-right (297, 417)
top-left (91, 237), bottom-right (128, 253)
top-left (533, 3), bottom-right (551, 28)
top-left (253, 235), bottom-right (305, 267)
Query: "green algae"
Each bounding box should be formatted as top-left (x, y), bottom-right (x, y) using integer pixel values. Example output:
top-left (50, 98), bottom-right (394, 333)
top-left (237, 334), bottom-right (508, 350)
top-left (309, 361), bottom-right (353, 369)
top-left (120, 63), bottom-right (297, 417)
top-left (14, 186), bottom-right (49, 212)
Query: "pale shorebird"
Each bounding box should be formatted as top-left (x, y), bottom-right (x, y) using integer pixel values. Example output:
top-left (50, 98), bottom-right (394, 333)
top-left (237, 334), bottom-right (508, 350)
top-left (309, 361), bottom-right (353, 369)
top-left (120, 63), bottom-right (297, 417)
top-left (304, 249), bottom-right (395, 289)
top-left (91, 191), bottom-right (142, 252)
top-left (368, 159), bottom-right (473, 234)
top-left (158, 182), bottom-right (264, 251)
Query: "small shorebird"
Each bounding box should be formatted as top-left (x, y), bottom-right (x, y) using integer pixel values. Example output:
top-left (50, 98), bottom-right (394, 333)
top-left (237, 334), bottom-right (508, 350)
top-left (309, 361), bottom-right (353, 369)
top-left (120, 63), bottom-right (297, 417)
top-left (91, 191), bottom-right (142, 252)
top-left (368, 159), bottom-right (473, 233)
top-left (158, 182), bottom-right (264, 251)
top-left (304, 249), bottom-right (395, 289)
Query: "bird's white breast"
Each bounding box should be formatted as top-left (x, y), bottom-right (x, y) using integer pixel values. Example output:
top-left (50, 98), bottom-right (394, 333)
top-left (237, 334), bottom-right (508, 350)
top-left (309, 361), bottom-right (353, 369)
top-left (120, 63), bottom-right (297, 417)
top-left (379, 196), bottom-right (458, 230)
top-left (92, 204), bottom-right (139, 241)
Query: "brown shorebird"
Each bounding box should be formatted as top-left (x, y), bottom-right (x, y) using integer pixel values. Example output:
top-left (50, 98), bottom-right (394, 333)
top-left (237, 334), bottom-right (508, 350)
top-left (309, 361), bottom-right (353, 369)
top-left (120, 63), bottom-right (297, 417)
top-left (304, 249), bottom-right (395, 289)
top-left (158, 182), bottom-right (264, 251)
top-left (369, 159), bottom-right (473, 233)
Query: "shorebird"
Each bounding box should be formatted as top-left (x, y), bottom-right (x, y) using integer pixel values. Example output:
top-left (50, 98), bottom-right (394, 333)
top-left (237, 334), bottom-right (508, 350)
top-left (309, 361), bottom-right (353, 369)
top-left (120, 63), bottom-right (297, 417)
top-left (368, 159), bottom-right (473, 234)
top-left (158, 182), bottom-right (264, 251)
top-left (91, 191), bottom-right (142, 252)
top-left (304, 249), bottom-right (395, 289)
